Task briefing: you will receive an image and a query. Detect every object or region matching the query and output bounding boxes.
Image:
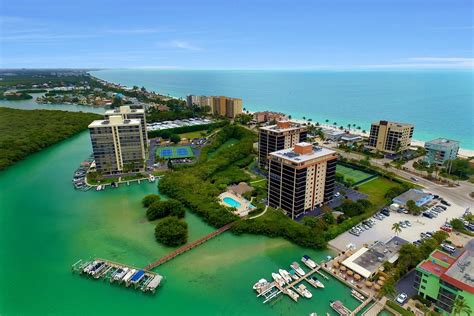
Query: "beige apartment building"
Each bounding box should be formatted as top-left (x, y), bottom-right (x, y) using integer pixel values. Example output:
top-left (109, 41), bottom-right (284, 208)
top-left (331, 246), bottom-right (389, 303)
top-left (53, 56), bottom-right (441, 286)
top-left (258, 121), bottom-right (308, 169)
top-left (105, 105), bottom-right (148, 144)
top-left (367, 120), bottom-right (414, 154)
top-left (186, 94), bottom-right (242, 118)
top-left (88, 115), bottom-right (146, 174)
top-left (268, 143), bottom-right (337, 219)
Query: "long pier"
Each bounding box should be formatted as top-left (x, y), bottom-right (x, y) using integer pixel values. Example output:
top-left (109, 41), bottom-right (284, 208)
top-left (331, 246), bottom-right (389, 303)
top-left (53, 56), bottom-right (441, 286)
top-left (144, 221), bottom-right (236, 270)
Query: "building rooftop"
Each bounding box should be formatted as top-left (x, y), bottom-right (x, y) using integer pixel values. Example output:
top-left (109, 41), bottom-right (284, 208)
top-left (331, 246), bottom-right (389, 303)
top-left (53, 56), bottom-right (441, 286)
top-left (342, 236), bottom-right (408, 279)
top-left (419, 260), bottom-right (448, 277)
top-left (374, 120), bottom-right (413, 128)
top-left (88, 116), bottom-right (141, 128)
top-left (105, 105), bottom-right (144, 115)
top-left (431, 250), bottom-right (457, 266)
top-left (259, 121), bottom-right (306, 133)
top-left (426, 138), bottom-right (460, 147)
top-left (393, 189), bottom-right (433, 206)
top-left (269, 143), bottom-right (336, 164)
top-left (441, 240), bottom-right (474, 294)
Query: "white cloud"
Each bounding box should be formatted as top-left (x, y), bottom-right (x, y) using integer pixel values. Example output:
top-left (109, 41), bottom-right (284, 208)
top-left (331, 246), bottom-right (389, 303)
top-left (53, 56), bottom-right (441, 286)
top-left (166, 40), bottom-right (202, 51)
top-left (357, 57), bottom-right (474, 69)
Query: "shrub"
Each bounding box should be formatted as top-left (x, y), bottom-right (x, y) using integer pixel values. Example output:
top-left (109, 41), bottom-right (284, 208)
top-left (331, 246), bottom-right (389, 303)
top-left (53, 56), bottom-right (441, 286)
top-left (146, 199), bottom-right (185, 221)
top-left (154, 216), bottom-right (188, 246)
top-left (142, 194), bottom-right (161, 207)
top-left (386, 300), bottom-right (415, 316)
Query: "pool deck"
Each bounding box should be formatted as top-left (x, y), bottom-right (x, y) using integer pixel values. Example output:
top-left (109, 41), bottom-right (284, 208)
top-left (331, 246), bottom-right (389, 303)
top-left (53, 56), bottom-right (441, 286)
top-left (218, 191), bottom-right (254, 217)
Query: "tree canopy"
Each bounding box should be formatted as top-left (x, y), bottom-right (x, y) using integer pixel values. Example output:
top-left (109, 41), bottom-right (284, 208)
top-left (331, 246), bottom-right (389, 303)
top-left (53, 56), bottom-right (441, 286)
top-left (154, 216), bottom-right (188, 247)
top-left (142, 194), bottom-right (161, 208)
top-left (146, 199), bottom-right (185, 221)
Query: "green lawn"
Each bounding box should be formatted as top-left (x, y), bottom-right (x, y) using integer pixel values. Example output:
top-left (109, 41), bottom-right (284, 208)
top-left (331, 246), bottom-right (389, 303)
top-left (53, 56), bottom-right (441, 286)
top-left (179, 130), bottom-right (206, 139)
top-left (358, 177), bottom-right (402, 207)
top-left (336, 164), bottom-right (373, 183)
top-left (209, 138), bottom-right (239, 157)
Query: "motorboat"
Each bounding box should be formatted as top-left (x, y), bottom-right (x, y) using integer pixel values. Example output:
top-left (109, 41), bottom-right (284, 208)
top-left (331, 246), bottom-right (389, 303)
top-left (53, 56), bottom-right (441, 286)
top-left (330, 300), bottom-right (350, 315)
top-left (272, 272), bottom-right (286, 287)
top-left (122, 269), bottom-right (136, 284)
top-left (279, 269), bottom-right (292, 283)
top-left (308, 276), bottom-right (325, 288)
top-left (252, 278), bottom-right (270, 292)
top-left (295, 284), bottom-right (312, 298)
top-left (289, 269), bottom-right (299, 280)
top-left (287, 288), bottom-right (299, 302)
top-left (351, 289), bottom-right (365, 302)
top-left (82, 261), bottom-right (97, 274)
top-left (302, 255), bottom-right (317, 269)
top-left (113, 267), bottom-right (129, 281)
top-left (96, 185), bottom-right (102, 191)
top-left (290, 262), bottom-right (306, 276)
top-left (149, 175), bottom-right (156, 182)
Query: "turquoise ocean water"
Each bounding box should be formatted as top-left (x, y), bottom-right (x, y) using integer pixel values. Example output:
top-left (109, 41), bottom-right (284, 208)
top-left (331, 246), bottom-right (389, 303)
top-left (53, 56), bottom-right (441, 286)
top-left (91, 69), bottom-right (474, 150)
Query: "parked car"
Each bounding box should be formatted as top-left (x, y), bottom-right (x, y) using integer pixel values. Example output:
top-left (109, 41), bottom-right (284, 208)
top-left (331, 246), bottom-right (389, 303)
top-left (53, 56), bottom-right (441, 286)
top-left (410, 177), bottom-right (418, 182)
top-left (441, 243), bottom-right (456, 254)
top-left (440, 225), bottom-right (452, 233)
top-left (423, 212), bottom-right (434, 219)
top-left (440, 200), bottom-right (451, 206)
top-left (396, 293), bottom-right (408, 304)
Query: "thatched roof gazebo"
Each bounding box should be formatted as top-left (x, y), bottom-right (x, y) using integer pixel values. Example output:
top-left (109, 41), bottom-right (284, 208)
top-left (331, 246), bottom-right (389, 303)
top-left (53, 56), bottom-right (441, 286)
top-left (374, 284), bottom-right (381, 291)
top-left (347, 270), bottom-right (354, 276)
top-left (340, 266), bottom-right (347, 272)
top-left (333, 261), bottom-right (340, 268)
top-left (377, 280), bottom-right (384, 286)
top-left (365, 281), bottom-right (373, 287)
top-left (379, 276), bottom-right (385, 281)
top-left (354, 274), bottom-right (361, 281)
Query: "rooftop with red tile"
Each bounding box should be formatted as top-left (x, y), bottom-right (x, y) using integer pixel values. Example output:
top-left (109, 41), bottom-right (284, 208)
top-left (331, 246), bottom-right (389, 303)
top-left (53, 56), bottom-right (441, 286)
top-left (431, 250), bottom-right (456, 265)
top-left (419, 260), bottom-right (448, 277)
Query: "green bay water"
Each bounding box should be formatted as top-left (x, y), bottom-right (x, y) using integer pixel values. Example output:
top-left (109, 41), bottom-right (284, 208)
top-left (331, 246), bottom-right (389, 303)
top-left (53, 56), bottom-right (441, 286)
top-left (91, 69), bottom-right (474, 150)
top-left (0, 130), bottom-right (360, 315)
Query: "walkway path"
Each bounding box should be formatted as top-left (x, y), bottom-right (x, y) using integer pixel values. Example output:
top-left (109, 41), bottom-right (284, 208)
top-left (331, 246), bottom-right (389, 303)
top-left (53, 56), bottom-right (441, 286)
top-left (361, 297), bottom-right (386, 316)
top-left (144, 221), bottom-right (237, 270)
top-left (250, 205), bottom-right (269, 219)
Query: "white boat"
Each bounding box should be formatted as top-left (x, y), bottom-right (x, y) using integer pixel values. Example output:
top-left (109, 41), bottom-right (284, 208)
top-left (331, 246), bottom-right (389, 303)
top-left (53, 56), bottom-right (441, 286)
top-left (122, 269), bottom-right (136, 283)
top-left (351, 289), bottom-right (365, 302)
top-left (287, 288), bottom-right (300, 302)
top-left (149, 175), bottom-right (155, 182)
top-left (113, 267), bottom-right (129, 281)
top-left (272, 272), bottom-right (286, 287)
top-left (279, 269), bottom-right (292, 283)
top-left (295, 284), bottom-right (312, 298)
top-left (302, 255), bottom-right (317, 269)
top-left (146, 274), bottom-right (163, 292)
top-left (253, 278), bottom-right (270, 292)
top-left (308, 276), bottom-right (325, 288)
top-left (290, 262), bottom-right (306, 276)
top-left (289, 269), bottom-right (299, 280)
top-left (96, 185), bottom-right (102, 191)
top-left (82, 261), bottom-right (97, 274)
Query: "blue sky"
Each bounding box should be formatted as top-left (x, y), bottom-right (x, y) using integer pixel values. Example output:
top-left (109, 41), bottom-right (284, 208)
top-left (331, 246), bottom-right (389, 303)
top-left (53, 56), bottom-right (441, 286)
top-left (0, 0), bottom-right (473, 69)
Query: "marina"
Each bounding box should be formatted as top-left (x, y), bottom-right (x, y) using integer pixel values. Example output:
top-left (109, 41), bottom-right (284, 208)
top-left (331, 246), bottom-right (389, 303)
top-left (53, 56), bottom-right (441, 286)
top-left (72, 258), bottom-right (164, 294)
top-left (254, 255), bottom-right (375, 315)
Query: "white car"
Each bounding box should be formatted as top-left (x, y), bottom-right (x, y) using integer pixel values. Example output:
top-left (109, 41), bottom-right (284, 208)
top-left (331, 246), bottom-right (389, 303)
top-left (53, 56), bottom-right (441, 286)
top-left (396, 293), bottom-right (408, 304)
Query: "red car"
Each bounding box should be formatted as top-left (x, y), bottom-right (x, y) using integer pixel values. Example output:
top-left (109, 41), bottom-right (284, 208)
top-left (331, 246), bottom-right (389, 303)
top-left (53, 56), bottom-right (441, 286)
top-left (440, 226), bottom-right (452, 233)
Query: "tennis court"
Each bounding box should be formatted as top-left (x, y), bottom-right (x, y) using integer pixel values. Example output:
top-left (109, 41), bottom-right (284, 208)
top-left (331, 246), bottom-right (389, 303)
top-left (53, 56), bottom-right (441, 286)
top-left (156, 146), bottom-right (194, 159)
top-left (336, 164), bottom-right (375, 184)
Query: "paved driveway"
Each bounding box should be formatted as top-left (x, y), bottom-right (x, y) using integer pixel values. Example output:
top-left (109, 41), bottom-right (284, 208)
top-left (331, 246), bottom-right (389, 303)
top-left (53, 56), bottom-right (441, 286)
top-left (396, 269), bottom-right (418, 299)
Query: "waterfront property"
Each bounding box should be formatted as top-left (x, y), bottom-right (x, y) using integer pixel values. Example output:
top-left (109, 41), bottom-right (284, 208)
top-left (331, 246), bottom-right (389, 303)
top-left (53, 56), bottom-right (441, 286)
top-left (424, 138), bottom-right (460, 166)
top-left (321, 128), bottom-right (345, 141)
top-left (342, 236), bottom-right (408, 279)
top-left (88, 115), bottom-right (146, 174)
top-left (258, 120), bottom-right (308, 169)
top-left (186, 94), bottom-right (242, 118)
top-left (105, 105), bottom-right (148, 144)
top-left (218, 191), bottom-right (255, 217)
top-left (252, 111), bottom-right (287, 123)
top-left (267, 142), bottom-right (337, 219)
top-left (367, 120), bottom-right (414, 154)
top-left (414, 239), bottom-right (474, 315)
top-left (146, 117), bottom-right (213, 131)
top-left (392, 189), bottom-right (433, 207)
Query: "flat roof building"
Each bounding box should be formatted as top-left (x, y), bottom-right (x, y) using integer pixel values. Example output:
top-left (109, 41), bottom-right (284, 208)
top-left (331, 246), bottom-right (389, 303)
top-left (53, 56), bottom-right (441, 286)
top-left (258, 121), bottom-right (308, 169)
top-left (105, 106), bottom-right (148, 144)
top-left (392, 189), bottom-right (434, 206)
top-left (342, 236), bottom-right (408, 279)
top-left (186, 95), bottom-right (242, 118)
top-left (415, 240), bottom-right (474, 314)
top-left (367, 120), bottom-right (414, 154)
top-left (267, 142), bottom-right (337, 219)
top-left (424, 138), bottom-right (460, 166)
top-left (88, 115), bottom-right (146, 174)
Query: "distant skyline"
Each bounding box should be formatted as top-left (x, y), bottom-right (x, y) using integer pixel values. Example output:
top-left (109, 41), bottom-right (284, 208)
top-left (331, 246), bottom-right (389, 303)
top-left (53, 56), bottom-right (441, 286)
top-left (1, 0), bottom-right (473, 69)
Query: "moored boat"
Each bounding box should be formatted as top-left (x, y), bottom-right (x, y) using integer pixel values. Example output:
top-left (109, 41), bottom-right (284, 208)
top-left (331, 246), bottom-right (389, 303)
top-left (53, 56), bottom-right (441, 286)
top-left (272, 272), bottom-right (286, 287)
top-left (295, 284), bottom-right (312, 298)
top-left (290, 261), bottom-right (306, 276)
top-left (289, 269), bottom-right (299, 280)
top-left (96, 185), bottom-right (102, 191)
top-left (311, 276), bottom-right (325, 288)
top-left (279, 269), bottom-right (292, 283)
top-left (330, 300), bottom-right (350, 316)
top-left (302, 255), bottom-right (317, 269)
top-left (287, 288), bottom-right (299, 302)
top-left (351, 289), bottom-right (365, 302)
top-left (253, 278), bottom-right (270, 292)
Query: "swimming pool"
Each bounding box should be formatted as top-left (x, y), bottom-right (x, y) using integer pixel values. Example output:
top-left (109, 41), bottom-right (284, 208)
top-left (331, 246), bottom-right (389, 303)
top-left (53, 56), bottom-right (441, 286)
top-left (223, 197), bottom-right (241, 208)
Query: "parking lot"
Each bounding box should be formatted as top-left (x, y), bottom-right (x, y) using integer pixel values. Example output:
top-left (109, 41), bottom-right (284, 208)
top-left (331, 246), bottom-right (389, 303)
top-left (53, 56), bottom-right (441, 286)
top-left (329, 199), bottom-right (469, 251)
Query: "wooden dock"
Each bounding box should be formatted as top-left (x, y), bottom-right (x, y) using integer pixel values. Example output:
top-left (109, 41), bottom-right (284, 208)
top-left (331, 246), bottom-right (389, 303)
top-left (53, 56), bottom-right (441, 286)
top-left (144, 221), bottom-right (236, 270)
top-left (72, 258), bottom-right (164, 294)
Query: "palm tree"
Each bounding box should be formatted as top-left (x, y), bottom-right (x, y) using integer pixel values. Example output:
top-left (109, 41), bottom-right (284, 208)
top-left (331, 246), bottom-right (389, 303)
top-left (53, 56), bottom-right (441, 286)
top-left (325, 119), bottom-right (329, 123)
top-left (333, 122), bottom-right (338, 126)
top-left (302, 116), bottom-right (306, 120)
top-left (453, 297), bottom-right (472, 315)
top-left (392, 223), bottom-right (402, 236)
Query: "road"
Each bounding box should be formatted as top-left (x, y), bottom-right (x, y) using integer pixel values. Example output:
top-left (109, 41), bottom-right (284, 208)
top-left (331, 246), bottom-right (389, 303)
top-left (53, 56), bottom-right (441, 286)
top-left (323, 144), bottom-right (474, 208)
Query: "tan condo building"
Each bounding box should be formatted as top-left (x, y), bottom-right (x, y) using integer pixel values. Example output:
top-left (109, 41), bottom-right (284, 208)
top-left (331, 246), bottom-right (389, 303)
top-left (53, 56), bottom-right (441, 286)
top-left (258, 121), bottom-right (307, 169)
top-left (88, 115), bottom-right (146, 174)
top-left (268, 143), bottom-right (337, 219)
top-left (105, 105), bottom-right (148, 144)
top-left (186, 94), bottom-right (242, 118)
top-left (367, 120), bottom-right (414, 154)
